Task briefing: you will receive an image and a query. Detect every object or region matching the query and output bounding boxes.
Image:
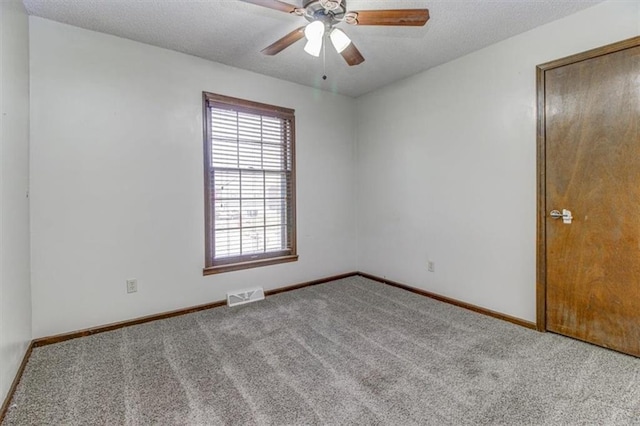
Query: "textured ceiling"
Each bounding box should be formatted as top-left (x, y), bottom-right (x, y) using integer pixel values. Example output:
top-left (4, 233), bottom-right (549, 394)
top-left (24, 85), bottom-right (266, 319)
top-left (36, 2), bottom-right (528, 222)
top-left (23, 0), bottom-right (604, 97)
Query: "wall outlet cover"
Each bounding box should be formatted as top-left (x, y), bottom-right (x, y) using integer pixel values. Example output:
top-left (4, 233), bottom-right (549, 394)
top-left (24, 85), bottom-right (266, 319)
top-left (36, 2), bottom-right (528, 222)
top-left (126, 279), bottom-right (138, 293)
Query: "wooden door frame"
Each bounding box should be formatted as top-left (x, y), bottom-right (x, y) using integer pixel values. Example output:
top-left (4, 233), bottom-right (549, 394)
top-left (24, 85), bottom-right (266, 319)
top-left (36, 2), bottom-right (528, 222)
top-left (536, 36), bottom-right (640, 332)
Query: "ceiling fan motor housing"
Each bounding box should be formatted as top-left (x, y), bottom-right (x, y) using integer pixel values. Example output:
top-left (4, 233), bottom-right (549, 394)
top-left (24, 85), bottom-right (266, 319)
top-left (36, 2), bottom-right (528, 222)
top-left (303, 0), bottom-right (347, 25)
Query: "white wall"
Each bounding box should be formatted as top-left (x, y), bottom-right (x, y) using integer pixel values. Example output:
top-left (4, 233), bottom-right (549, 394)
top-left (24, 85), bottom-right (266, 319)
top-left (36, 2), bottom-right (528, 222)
top-left (29, 17), bottom-right (357, 338)
top-left (0, 0), bottom-right (32, 403)
top-left (355, 0), bottom-right (639, 322)
top-left (27, 0), bottom-right (638, 338)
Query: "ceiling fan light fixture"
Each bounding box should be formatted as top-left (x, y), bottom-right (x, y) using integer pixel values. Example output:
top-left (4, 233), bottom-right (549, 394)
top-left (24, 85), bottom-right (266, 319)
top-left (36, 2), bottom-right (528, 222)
top-left (304, 20), bottom-right (325, 42)
top-left (304, 39), bottom-right (323, 57)
top-left (329, 28), bottom-right (351, 53)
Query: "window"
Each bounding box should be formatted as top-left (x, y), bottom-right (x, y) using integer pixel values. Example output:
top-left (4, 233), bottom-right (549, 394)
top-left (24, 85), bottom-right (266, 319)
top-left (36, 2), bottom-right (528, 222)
top-left (203, 92), bottom-right (297, 274)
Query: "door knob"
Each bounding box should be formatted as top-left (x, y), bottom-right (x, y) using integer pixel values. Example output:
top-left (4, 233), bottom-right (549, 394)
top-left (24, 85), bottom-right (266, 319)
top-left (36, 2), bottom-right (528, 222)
top-left (550, 209), bottom-right (573, 224)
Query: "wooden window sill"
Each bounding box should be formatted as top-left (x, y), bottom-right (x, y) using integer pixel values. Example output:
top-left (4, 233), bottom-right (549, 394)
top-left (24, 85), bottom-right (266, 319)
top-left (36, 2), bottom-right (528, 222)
top-left (203, 254), bottom-right (299, 275)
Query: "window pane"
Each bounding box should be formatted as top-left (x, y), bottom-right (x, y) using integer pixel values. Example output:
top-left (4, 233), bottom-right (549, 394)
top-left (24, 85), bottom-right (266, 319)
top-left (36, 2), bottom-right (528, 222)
top-left (215, 200), bottom-right (240, 230)
top-left (214, 170), bottom-right (240, 200)
top-left (265, 172), bottom-right (287, 197)
top-left (211, 110), bottom-right (238, 140)
top-left (262, 117), bottom-right (283, 145)
top-left (238, 141), bottom-right (262, 169)
top-left (241, 171), bottom-right (264, 199)
top-left (241, 199), bottom-right (264, 228)
top-left (242, 228), bottom-right (265, 255)
top-left (265, 225), bottom-right (284, 251)
top-left (263, 143), bottom-right (284, 170)
top-left (238, 113), bottom-right (263, 142)
top-left (215, 229), bottom-right (240, 258)
top-left (211, 138), bottom-right (238, 168)
top-left (265, 202), bottom-right (285, 226)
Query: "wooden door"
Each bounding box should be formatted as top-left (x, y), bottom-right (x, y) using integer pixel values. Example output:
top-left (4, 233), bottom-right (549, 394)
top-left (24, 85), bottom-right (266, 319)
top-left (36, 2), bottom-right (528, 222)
top-left (537, 37), bottom-right (640, 356)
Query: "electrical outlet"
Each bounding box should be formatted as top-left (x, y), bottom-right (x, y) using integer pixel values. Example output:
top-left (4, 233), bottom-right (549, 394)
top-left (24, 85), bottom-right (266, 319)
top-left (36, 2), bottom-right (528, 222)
top-left (126, 279), bottom-right (138, 294)
top-left (427, 261), bottom-right (435, 272)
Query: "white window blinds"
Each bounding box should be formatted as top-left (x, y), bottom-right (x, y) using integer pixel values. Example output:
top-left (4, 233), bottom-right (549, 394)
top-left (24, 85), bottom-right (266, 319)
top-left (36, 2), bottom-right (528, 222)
top-left (203, 93), bottom-right (296, 270)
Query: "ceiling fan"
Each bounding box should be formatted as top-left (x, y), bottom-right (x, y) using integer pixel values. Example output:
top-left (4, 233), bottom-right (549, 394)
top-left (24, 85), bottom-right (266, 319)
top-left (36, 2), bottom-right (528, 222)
top-left (240, 0), bottom-right (430, 66)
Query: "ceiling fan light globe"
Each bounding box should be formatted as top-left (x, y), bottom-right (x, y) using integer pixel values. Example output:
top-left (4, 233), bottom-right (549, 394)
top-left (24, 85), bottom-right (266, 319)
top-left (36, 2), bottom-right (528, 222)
top-left (304, 20), bottom-right (325, 42)
top-left (304, 39), bottom-right (323, 57)
top-left (330, 28), bottom-right (351, 53)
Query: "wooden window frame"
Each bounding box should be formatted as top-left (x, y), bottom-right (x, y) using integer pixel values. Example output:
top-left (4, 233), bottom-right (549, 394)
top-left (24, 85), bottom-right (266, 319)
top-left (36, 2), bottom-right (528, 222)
top-left (202, 92), bottom-right (298, 275)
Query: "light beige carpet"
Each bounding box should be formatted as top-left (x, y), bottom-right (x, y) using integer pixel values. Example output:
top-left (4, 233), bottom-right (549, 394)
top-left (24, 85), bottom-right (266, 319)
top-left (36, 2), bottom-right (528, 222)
top-left (4, 276), bottom-right (640, 425)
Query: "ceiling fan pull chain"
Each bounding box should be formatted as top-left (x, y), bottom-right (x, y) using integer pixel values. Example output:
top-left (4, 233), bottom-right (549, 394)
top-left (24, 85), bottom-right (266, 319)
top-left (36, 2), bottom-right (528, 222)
top-left (322, 32), bottom-right (327, 80)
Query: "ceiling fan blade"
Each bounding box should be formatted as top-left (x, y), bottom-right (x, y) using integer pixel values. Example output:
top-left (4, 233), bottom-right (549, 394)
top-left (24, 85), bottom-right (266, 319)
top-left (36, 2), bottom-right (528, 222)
top-left (239, 0), bottom-right (298, 14)
top-left (347, 9), bottom-right (430, 26)
top-left (340, 42), bottom-right (365, 66)
top-left (261, 27), bottom-right (306, 55)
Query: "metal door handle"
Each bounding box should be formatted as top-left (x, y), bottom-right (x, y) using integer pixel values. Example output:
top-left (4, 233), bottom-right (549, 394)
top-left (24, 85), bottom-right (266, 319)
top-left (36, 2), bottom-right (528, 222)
top-left (550, 209), bottom-right (573, 224)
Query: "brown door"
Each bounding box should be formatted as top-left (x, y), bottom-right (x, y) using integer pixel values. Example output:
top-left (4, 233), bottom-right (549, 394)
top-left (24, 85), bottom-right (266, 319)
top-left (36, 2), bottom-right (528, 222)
top-left (537, 37), bottom-right (640, 357)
